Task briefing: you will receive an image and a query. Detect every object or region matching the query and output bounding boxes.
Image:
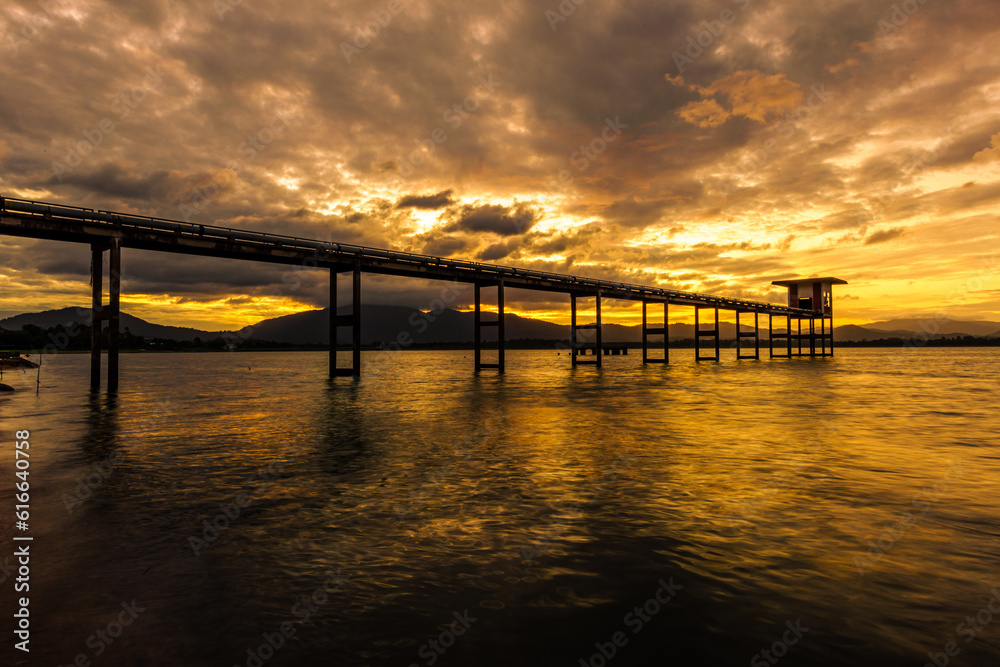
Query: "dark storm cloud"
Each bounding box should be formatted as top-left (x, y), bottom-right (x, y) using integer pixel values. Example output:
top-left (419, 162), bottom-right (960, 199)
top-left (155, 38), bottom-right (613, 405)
top-left (46, 162), bottom-right (195, 202)
top-left (599, 191), bottom-right (699, 228)
top-left (864, 227), bottom-right (905, 245)
top-left (478, 241), bottom-right (513, 261)
top-left (418, 233), bottom-right (471, 258)
top-left (396, 189), bottom-right (455, 209)
top-left (442, 203), bottom-right (538, 237)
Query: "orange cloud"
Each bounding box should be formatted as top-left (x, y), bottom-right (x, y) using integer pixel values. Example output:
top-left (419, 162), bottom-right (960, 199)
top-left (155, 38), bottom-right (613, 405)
top-left (668, 70), bottom-right (804, 126)
top-left (677, 99), bottom-right (729, 128)
top-left (710, 71), bottom-right (804, 122)
top-left (825, 58), bottom-right (860, 75)
top-left (973, 132), bottom-right (1000, 162)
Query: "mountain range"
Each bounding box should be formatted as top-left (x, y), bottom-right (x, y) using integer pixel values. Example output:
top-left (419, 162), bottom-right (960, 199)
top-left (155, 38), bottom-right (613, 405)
top-left (1, 307), bottom-right (998, 345)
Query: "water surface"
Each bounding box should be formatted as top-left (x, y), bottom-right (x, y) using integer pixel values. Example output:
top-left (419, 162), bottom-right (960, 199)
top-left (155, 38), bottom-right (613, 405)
top-left (1, 347), bottom-right (998, 666)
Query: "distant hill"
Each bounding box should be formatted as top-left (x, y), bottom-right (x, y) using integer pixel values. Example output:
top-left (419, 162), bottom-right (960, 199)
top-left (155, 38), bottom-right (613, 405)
top-left (3, 307), bottom-right (1000, 346)
top-left (0, 307), bottom-right (222, 342)
top-left (828, 324), bottom-right (968, 343)
top-left (0, 305), bottom-right (577, 346)
top-left (240, 307), bottom-right (569, 345)
top-left (864, 318), bottom-right (1000, 337)
top-left (832, 325), bottom-right (887, 342)
top-left (236, 311), bottom-right (816, 345)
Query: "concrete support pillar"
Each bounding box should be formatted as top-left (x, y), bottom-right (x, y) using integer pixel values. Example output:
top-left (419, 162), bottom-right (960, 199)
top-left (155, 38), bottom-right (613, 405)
top-left (570, 292), bottom-right (600, 367)
top-left (89, 239), bottom-right (122, 392)
top-left (330, 264), bottom-right (362, 378)
top-left (642, 300), bottom-right (668, 364)
top-left (353, 262), bottom-right (361, 375)
top-left (474, 281), bottom-right (504, 372)
top-left (108, 239), bottom-right (121, 393)
top-left (736, 310), bottom-right (760, 360)
top-left (595, 290), bottom-right (602, 369)
top-left (474, 283), bottom-right (482, 369)
top-left (329, 267), bottom-right (337, 377)
top-left (90, 244), bottom-right (103, 390)
top-left (498, 279), bottom-right (505, 373)
top-left (695, 306), bottom-right (720, 362)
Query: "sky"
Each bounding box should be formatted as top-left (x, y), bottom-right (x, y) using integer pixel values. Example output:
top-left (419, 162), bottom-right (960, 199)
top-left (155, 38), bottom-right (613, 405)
top-left (1, 0), bottom-right (999, 330)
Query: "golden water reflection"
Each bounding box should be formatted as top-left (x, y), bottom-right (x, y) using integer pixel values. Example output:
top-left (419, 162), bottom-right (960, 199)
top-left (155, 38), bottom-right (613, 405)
top-left (1, 347), bottom-right (998, 665)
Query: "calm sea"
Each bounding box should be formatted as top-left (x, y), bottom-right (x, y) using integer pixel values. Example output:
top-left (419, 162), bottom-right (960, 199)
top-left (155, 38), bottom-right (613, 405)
top-left (1, 347), bottom-right (998, 666)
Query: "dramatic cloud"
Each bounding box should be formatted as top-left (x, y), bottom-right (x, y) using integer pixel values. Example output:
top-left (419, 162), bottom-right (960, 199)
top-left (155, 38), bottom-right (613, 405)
top-left (973, 133), bottom-right (1000, 163)
top-left (442, 202), bottom-right (538, 237)
top-left (670, 70), bottom-right (805, 127)
top-left (865, 227), bottom-right (905, 245)
top-left (0, 0), bottom-right (998, 327)
top-left (396, 189), bottom-right (455, 209)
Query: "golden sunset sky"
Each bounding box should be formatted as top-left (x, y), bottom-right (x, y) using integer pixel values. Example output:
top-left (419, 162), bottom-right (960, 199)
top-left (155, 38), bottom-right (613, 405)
top-left (1, 0), bottom-right (999, 329)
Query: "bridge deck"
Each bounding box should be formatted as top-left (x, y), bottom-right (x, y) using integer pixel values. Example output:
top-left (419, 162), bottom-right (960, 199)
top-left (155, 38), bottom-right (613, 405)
top-left (0, 196), bottom-right (817, 317)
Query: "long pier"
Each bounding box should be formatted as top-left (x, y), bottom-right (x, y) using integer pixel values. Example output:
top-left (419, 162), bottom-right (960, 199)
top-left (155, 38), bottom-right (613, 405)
top-left (0, 196), bottom-right (840, 390)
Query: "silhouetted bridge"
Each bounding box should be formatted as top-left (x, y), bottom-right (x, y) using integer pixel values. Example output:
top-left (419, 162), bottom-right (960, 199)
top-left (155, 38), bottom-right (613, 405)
top-left (0, 196), bottom-right (842, 391)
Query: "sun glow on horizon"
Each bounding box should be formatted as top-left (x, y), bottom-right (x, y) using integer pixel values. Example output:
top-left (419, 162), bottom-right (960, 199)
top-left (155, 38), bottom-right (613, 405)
top-left (120, 294), bottom-right (318, 331)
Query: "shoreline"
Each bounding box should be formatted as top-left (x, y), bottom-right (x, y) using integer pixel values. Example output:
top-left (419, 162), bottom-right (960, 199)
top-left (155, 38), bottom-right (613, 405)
top-left (3, 340), bottom-right (999, 354)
